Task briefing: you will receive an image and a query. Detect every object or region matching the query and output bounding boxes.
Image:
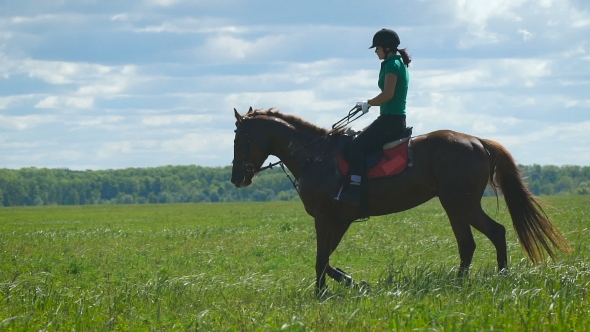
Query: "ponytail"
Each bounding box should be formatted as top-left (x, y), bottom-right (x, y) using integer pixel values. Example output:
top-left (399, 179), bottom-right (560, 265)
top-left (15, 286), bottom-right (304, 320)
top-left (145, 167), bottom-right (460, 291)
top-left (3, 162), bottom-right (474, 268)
top-left (383, 45), bottom-right (412, 67)
top-left (397, 48), bottom-right (412, 67)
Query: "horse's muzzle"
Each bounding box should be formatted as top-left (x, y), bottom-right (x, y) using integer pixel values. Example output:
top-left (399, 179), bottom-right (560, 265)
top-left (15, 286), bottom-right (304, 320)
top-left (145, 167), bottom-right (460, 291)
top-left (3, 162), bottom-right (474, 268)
top-left (231, 174), bottom-right (251, 188)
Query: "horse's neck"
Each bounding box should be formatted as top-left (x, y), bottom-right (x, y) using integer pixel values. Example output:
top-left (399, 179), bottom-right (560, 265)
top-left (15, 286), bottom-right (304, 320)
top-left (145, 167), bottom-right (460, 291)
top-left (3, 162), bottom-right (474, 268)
top-left (268, 119), bottom-right (329, 179)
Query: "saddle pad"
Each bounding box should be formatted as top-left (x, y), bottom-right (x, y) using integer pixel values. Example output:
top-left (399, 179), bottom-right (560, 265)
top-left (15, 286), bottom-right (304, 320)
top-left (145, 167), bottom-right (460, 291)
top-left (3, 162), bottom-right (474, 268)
top-left (338, 140), bottom-right (410, 179)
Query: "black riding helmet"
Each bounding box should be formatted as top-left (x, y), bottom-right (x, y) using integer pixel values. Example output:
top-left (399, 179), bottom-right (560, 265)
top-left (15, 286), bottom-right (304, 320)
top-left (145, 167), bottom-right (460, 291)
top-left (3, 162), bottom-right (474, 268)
top-left (369, 28), bottom-right (400, 49)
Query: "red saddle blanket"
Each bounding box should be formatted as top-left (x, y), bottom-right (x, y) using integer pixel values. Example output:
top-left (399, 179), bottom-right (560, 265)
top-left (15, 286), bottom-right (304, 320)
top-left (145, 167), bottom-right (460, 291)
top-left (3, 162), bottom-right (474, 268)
top-left (337, 140), bottom-right (410, 179)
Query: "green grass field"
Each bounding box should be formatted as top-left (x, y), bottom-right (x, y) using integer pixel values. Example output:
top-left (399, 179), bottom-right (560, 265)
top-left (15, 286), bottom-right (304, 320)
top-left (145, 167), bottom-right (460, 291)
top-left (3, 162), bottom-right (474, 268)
top-left (1, 196), bottom-right (589, 331)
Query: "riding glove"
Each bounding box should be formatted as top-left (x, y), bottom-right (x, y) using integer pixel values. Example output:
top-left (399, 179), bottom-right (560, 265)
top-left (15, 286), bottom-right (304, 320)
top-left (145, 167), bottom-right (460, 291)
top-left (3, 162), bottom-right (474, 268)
top-left (356, 101), bottom-right (371, 114)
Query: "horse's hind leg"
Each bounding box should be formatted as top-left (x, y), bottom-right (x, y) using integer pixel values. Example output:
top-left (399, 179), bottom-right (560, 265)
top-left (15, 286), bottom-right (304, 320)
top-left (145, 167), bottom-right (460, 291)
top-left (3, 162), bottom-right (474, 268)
top-left (468, 208), bottom-right (507, 272)
top-left (441, 197), bottom-right (508, 275)
top-left (439, 198), bottom-right (478, 277)
top-left (448, 213), bottom-right (477, 277)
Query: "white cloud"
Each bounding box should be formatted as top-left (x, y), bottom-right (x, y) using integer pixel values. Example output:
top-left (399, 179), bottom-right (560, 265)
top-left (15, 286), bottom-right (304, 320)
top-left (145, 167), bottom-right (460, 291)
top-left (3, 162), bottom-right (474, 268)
top-left (17, 59), bottom-right (112, 85)
top-left (110, 13), bottom-right (130, 21)
top-left (198, 34), bottom-right (290, 61)
top-left (567, 7), bottom-right (590, 28)
top-left (561, 43), bottom-right (586, 58)
top-left (572, 19), bottom-right (590, 28)
top-left (0, 114), bottom-right (57, 130)
top-left (35, 96), bottom-right (58, 108)
top-left (452, 0), bottom-right (527, 29)
top-left (224, 90), bottom-right (348, 116)
top-left (473, 121), bottom-right (497, 134)
top-left (72, 116), bottom-right (126, 127)
top-left (35, 96), bottom-right (94, 109)
top-left (4, 148), bottom-right (88, 165)
top-left (7, 13), bottom-right (88, 25)
top-left (93, 129), bottom-right (234, 162)
top-left (0, 31), bottom-right (12, 44)
top-left (558, 121), bottom-right (590, 140)
top-left (77, 82), bottom-right (128, 96)
top-left (162, 131), bottom-right (234, 154)
top-left (518, 29), bottom-right (533, 41)
top-left (412, 59), bottom-right (551, 92)
top-left (0, 94), bottom-right (36, 109)
top-left (144, 0), bottom-right (230, 7)
top-left (66, 97), bottom-right (94, 108)
top-left (414, 68), bottom-right (490, 91)
top-left (0, 55), bottom-right (139, 100)
top-left (133, 18), bottom-right (242, 34)
top-left (146, 0), bottom-right (183, 7)
top-left (1, 140), bottom-right (56, 149)
top-left (450, 0), bottom-right (528, 47)
top-left (97, 141), bottom-right (135, 159)
top-left (55, 150), bottom-right (87, 161)
top-left (446, 0), bottom-right (590, 47)
top-left (491, 121), bottom-right (590, 148)
top-left (78, 65), bottom-right (137, 96)
top-left (141, 114), bottom-right (214, 126)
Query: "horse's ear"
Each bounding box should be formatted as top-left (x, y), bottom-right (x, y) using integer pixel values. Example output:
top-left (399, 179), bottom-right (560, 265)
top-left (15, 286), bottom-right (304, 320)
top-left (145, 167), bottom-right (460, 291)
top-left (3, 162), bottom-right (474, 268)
top-left (247, 106), bottom-right (254, 114)
top-left (234, 108), bottom-right (243, 126)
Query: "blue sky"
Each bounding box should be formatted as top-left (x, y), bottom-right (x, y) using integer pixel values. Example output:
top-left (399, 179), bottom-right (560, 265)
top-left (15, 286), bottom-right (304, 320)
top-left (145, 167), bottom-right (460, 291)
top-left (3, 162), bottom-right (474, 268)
top-left (0, 0), bottom-right (589, 170)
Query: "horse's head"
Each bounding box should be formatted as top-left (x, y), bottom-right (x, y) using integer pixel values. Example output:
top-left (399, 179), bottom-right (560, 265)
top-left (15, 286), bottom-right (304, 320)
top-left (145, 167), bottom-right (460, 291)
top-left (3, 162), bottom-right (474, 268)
top-left (231, 107), bottom-right (270, 188)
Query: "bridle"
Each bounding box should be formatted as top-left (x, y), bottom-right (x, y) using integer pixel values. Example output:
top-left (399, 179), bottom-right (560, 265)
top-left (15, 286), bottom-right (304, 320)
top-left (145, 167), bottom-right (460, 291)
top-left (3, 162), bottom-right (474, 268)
top-left (232, 119), bottom-right (258, 173)
top-left (231, 107), bottom-right (366, 193)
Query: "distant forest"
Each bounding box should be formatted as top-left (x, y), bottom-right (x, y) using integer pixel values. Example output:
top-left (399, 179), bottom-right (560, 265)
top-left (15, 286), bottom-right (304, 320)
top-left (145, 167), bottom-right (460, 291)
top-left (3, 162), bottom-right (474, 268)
top-left (0, 164), bottom-right (589, 207)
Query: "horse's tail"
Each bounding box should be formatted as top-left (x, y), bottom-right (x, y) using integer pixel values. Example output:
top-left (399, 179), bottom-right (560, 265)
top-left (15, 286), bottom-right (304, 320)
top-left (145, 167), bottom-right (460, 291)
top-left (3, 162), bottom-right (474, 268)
top-left (478, 138), bottom-right (572, 264)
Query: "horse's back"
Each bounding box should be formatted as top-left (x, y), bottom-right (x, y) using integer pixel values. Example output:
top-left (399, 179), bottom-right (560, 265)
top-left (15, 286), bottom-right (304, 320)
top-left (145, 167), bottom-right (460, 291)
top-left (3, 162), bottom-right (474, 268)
top-left (412, 129), bottom-right (485, 148)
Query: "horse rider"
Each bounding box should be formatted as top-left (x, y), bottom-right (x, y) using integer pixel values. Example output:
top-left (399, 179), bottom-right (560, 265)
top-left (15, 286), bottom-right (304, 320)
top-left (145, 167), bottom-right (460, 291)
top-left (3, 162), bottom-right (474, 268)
top-left (336, 28), bottom-right (412, 206)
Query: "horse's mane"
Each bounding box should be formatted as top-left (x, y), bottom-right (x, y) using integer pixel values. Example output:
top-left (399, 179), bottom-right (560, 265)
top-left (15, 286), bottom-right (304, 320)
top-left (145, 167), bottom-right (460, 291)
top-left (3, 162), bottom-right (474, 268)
top-left (247, 108), bottom-right (344, 137)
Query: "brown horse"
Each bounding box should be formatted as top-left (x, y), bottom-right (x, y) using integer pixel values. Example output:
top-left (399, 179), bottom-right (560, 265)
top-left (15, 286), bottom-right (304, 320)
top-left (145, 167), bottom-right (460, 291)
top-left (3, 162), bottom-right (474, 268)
top-left (230, 107), bottom-right (571, 294)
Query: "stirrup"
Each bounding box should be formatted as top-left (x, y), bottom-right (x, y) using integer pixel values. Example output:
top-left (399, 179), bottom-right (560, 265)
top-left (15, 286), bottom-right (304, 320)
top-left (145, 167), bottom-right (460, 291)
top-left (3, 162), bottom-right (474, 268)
top-left (334, 185), bottom-right (361, 207)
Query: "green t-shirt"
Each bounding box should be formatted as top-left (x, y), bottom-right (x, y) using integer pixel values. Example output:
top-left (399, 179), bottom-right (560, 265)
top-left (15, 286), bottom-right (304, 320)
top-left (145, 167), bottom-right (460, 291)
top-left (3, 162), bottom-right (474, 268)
top-left (378, 55), bottom-right (409, 115)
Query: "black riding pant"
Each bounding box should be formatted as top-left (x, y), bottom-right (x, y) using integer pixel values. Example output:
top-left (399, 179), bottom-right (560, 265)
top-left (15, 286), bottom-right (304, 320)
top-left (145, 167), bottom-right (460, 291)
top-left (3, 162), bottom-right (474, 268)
top-left (348, 114), bottom-right (406, 176)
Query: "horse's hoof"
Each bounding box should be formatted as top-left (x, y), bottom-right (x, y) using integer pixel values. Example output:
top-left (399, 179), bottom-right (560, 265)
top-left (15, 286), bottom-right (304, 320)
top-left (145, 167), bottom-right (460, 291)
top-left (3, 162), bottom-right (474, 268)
top-left (498, 268), bottom-right (509, 277)
top-left (356, 280), bottom-right (371, 294)
top-left (315, 286), bottom-right (329, 299)
top-left (343, 276), bottom-right (355, 287)
top-left (457, 267), bottom-right (470, 279)
top-left (335, 267), bottom-right (355, 287)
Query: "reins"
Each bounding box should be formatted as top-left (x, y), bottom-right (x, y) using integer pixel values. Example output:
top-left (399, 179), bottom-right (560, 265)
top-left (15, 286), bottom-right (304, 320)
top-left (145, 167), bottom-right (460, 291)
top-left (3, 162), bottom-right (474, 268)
top-left (249, 106), bottom-right (365, 194)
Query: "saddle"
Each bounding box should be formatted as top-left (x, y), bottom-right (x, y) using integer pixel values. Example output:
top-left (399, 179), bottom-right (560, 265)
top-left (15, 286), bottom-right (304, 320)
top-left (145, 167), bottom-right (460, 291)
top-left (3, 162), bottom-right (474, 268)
top-left (337, 127), bottom-right (413, 179)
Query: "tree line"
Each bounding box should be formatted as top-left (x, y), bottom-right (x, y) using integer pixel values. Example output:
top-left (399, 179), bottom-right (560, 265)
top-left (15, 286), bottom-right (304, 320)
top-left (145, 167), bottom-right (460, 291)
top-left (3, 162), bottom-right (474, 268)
top-left (0, 164), bottom-right (589, 207)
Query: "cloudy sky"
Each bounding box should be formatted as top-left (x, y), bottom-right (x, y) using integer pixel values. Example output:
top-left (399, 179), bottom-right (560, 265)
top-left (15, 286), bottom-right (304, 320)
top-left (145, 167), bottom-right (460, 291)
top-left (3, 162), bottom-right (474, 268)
top-left (0, 0), bottom-right (589, 170)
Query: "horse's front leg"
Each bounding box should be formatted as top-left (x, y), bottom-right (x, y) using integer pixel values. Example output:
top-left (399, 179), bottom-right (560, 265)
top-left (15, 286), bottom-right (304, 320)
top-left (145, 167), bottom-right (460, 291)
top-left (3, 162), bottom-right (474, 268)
top-left (314, 216), bottom-right (351, 295)
top-left (314, 215), bottom-right (331, 295)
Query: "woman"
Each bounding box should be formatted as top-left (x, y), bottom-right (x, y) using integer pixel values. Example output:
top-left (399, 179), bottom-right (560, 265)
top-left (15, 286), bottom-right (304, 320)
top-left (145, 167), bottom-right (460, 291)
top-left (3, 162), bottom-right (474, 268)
top-left (336, 28), bottom-right (412, 207)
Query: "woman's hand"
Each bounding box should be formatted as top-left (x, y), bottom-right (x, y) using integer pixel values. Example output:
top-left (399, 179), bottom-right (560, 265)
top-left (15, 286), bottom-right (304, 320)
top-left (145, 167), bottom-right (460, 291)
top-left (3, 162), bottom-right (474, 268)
top-left (356, 101), bottom-right (371, 113)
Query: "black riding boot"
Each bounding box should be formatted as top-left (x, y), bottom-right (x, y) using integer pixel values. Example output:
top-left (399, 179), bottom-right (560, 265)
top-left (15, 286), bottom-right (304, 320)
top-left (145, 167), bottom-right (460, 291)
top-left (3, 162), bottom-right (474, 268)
top-left (335, 152), bottom-right (364, 207)
top-left (336, 175), bottom-right (362, 206)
